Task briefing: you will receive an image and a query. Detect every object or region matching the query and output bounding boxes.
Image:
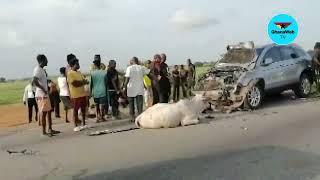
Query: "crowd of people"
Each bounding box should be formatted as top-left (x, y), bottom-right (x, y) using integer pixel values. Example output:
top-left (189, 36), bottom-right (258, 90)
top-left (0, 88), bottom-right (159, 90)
top-left (23, 53), bottom-right (197, 136)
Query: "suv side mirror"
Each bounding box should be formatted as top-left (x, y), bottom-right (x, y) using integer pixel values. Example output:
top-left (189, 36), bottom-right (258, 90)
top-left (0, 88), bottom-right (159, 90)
top-left (263, 58), bottom-right (273, 66)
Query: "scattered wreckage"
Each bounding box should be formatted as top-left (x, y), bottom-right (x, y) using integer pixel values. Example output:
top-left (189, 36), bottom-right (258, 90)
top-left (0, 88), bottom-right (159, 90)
top-left (195, 41), bottom-right (259, 113)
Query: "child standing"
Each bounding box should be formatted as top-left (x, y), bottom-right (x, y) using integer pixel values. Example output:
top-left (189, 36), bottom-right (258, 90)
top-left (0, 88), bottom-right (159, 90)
top-left (57, 67), bottom-right (72, 123)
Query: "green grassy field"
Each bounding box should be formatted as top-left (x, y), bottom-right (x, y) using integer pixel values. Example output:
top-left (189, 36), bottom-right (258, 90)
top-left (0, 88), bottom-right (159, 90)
top-left (0, 66), bottom-right (213, 106)
top-left (195, 66), bottom-right (211, 80)
top-left (0, 81), bottom-right (29, 105)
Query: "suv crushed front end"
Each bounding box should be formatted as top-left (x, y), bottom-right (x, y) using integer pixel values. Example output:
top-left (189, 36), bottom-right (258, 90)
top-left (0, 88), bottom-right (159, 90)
top-left (195, 42), bottom-right (260, 112)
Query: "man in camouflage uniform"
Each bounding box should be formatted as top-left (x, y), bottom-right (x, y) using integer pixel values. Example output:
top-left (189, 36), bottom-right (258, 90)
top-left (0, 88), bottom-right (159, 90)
top-left (187, 59), bottom-right (196, 97)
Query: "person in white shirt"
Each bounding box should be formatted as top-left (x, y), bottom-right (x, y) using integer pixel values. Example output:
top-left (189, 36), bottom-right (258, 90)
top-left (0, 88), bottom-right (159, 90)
top-left (33, 54), bottom-right (59, 136)
top-left (57, 67), bottom-right (72, 123)
top-left (23, 82), bottom-right (38, 123)
top-left (124, 57), bottom-right (150, 122)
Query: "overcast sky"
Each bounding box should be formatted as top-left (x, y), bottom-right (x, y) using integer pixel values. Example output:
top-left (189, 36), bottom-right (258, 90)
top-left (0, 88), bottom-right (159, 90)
top-left (0, 0), bottom-right (318, 79)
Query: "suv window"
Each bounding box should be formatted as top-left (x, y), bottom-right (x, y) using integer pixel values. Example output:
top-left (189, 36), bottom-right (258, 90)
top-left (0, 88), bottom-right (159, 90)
top-left (280, 46), bottom-right (298, 60)
top-left (263, 47), bottom-right (282, 63)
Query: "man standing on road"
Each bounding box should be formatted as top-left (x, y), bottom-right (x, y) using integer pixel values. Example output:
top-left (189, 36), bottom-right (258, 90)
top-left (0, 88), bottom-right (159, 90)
top-left (187, 59), bottom-right (196, 96)
top-left (67, 59), bottom-right (89, 131)
top-left (23, 82), bottom-right (38, 123)
top-left (33, 54), bottom-right (58, 136)
top-left (90, 58), bottom-right (108, 123)
top-left (124, 57), bottom-right (150, 122)
top-left (172, 65), bottom-right (180, 102)
top-left (158, 53), bottom-right (171, 103)
top-left (107, 60), bottom-right (121, 120)
top-left (180, 65), bottom-right (188, 98)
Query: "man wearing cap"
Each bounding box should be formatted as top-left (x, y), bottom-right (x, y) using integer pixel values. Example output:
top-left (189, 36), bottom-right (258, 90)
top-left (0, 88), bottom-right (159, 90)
top-left (66, 54), bottom-right (76, 75)
top-left (90, 55), bottom-right (106, 72)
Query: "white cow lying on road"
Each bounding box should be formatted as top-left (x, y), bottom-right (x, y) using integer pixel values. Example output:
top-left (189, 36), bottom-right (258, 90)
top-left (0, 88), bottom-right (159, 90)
top-left (135, 95), bottom-right (208, 129)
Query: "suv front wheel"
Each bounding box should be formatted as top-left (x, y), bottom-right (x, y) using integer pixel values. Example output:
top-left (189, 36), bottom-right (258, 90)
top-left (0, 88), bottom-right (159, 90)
top-left (294, 73), bottom-right (312, 98)
top-left (245, 85), bottom-right (263, 109)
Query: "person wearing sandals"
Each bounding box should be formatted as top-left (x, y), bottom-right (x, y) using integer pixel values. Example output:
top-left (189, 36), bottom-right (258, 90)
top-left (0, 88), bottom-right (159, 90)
top-left (33, 54), bottom-right (59, 136)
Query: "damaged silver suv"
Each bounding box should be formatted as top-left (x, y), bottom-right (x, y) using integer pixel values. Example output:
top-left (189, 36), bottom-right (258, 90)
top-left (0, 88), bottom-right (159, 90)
top-left (197, 42), bottom-right (313, 111)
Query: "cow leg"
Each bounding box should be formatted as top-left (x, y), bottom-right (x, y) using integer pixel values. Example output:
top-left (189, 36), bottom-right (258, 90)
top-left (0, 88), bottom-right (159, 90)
top-left (181, 116), bottom-right (199, 126)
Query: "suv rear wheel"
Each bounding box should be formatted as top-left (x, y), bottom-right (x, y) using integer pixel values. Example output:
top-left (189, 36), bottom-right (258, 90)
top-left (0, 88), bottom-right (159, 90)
top-left (294, 73), bottom-right (312, 98)
top-left (245, 85), bottom-right (263, 109)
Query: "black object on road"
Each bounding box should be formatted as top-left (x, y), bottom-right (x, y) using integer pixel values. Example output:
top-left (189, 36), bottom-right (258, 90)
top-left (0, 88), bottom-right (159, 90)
top-left (87, 127), bottom-right (139, 136)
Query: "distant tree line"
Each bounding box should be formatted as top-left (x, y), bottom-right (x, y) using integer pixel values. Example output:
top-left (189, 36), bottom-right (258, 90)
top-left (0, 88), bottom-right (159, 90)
top-left (194, 61), bottom-right (216, 67)
top-left (0, 77), bottom-right (6, 83)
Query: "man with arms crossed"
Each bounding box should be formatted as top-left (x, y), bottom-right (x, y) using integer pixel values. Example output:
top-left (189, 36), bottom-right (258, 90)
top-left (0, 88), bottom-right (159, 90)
top-left (33, 54), bottom-right (58, 136)
top-left (67, 59), bottom-right (89, 131)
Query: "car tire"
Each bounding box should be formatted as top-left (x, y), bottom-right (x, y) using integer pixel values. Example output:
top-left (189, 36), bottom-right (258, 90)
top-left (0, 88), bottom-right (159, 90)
top-left (294, 73), bottom-right (312, 98)
top-left (245, 84), bottom-right (263, 110)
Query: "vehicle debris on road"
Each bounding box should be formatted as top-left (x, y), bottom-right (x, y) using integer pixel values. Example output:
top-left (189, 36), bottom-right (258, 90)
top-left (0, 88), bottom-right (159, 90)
top-left (7, 149), bottom-right (38, 156)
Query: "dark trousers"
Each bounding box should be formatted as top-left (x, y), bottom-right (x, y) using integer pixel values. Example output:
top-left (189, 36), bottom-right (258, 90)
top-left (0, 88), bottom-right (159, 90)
top-left (50, 93), bottom-right (60, 117)
top-left (128, 95), bottom-right (143, 118)
top-left (159, 93), bottom-right (170, 103)
top-left (181, 81), bottom-right (187, 98)
top-left (108, 91), bottom-right (119, 117)
top-left (173, 83), bottom-right (180, 101)
top-left (152, 87), bottom-right (160, 105)
top-left (27, 98), bottom-right (38, 121)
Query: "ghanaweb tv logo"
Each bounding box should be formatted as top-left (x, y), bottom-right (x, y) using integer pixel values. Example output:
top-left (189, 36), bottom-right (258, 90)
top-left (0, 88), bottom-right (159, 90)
top-left (268, 14), bottom-right (298, 45)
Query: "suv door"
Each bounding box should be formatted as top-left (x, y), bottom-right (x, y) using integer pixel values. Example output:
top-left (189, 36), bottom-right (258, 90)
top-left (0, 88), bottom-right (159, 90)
top-left (291, 47), bottom-right (310, 82)
top-left (259, 46), bottom-right (285, 90)
top-left (279, 46), bottom-right (300, 84)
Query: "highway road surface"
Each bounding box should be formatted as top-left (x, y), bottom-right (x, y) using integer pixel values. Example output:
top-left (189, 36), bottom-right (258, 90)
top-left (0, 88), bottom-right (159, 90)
top-left (1, 94), bottom-right (320, 180)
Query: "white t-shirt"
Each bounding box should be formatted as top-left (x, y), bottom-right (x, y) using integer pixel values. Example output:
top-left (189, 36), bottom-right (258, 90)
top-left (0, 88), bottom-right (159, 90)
top-left (57, 76), bottom-right (70, 96)
top-left (125, 64), bottom-right (150, 97)
top-left (23, 84), bottom-right (35, 102)
top-left (33, 66), bottom-right (48, 98)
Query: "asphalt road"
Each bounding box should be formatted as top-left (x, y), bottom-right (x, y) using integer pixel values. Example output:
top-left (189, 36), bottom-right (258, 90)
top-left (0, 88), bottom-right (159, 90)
top-left (1, 93), bottom-right (320, 180)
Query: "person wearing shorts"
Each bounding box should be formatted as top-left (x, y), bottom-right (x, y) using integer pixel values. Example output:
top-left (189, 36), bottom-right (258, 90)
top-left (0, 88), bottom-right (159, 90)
top-left (91, 58), bottom-right (108, 122)
top-left (58, 67), bottom-right (73, 123)
top-left (67, 58), bottom-right (89, 131)
top-left (33, 54), bottom-right (59, 136)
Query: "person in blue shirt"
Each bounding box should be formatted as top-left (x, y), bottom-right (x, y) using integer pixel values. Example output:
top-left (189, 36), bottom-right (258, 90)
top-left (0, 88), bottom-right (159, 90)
top-left (90, 59), bottom-right (108, 122)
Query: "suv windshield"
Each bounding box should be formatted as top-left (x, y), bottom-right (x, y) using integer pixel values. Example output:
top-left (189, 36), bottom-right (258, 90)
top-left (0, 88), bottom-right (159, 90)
top-left (220, 48), bottom-right (255, 64)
